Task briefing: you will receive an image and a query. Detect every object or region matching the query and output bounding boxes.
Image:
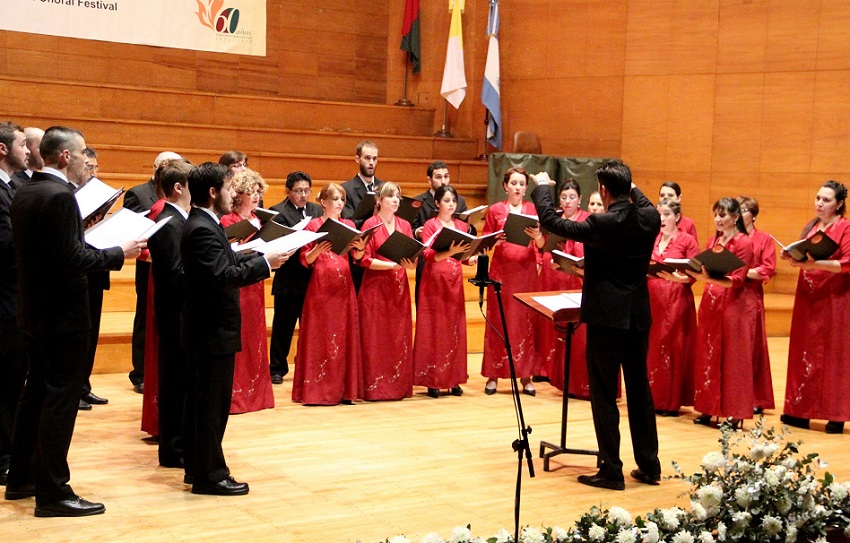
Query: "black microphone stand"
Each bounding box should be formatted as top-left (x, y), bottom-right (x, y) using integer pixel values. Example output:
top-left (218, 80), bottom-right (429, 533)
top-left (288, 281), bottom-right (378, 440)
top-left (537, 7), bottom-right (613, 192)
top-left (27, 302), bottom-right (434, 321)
top-left (470, 275), bottom-right (535, 543)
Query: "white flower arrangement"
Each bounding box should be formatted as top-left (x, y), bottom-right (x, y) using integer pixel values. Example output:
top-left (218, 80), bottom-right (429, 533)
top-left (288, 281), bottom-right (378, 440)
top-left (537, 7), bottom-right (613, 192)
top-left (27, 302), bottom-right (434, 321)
top-left (377, 419), bottom-right (850, 543)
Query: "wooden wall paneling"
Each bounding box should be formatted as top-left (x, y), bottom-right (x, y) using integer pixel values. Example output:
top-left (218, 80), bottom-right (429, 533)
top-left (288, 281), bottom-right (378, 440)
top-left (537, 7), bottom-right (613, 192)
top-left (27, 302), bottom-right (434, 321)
top-left (816, 0), bottom-right (850, 70)
top-left (667, 0), bottom-right (720, 76)
top-left (545, 1), bottom-right (592, 77)
top-left (716, 0), bottom-right (768, 73)
top-left (624, 0), bottom-right (675, 75)
top-left (585, 0), bottom-right (629, 77)
top-left (621, 75), bottom-right (669, 171)
top-left (811, 70), bottom-right (850, 174)
top-left (759, 72), bottom-right (816, 174)
top-left (665, 74), bottom-right (715, 172)
top-left (711, 73), bottom-right (765, 174)
top-left (764, 0), bottom-right (821, 72)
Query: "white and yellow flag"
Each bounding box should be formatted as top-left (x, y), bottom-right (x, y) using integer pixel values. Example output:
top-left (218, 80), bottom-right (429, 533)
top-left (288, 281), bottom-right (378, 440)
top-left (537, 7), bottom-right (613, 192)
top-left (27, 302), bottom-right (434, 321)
top-left (440, 0), bottom-right (467, 109)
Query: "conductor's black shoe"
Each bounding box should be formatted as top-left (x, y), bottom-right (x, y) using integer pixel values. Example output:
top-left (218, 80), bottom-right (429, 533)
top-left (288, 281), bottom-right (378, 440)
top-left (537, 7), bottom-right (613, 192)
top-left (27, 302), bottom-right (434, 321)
top-left (271, 373), bottom-right (283, 385)
top-left (825, 421), bottom-right (845, 434)
top-left (192, 476), bottom-right (249, 496)
top-left (183, 474), bottom-right (194, 485)
top-left (5, 484), bottom-right (36, 500)
top-left (780, 414), bottom-right (810, 429)
top-left (35, 495), bottom-right (105, 517)
top-left (577, 473), bottom-right (625, 491)
top-left (426, 388), bottom-right (440, 398)
top-left (81, 392), bottom-right (108, 405)
top-left (78, 399), bottom-right (92, 411)
top-left (450, 386), bottom-right (463, 396)
top-left (630, 469), bottom-right (661, 485)
top-left (133, 383), bottom-right (144, 394)
top-left (159, 458), bottom-right (184, 469)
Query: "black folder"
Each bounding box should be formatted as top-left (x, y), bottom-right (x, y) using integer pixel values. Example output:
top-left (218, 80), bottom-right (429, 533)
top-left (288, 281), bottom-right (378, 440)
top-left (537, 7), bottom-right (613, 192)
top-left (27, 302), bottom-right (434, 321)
top-left (430, 226), bottom-right (501, 260)
top-left (376, 230), bottom-right (425, 263)
top-left (503, 212), bottom-right (539, 246)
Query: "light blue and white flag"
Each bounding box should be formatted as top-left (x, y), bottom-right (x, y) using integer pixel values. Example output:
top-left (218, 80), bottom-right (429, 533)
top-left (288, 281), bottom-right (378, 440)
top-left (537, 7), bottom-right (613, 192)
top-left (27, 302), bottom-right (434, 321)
top-left (481, 0), bottom-right (502, 149)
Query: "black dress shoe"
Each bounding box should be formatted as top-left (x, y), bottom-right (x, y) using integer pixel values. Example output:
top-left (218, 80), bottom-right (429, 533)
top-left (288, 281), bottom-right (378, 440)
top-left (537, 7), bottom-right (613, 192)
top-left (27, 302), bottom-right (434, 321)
top-left (133, 383), bottom-right (144, 394)
top-left (159, 458), bottom-right (185, 469)
top-left (531, 375), bottom-right (550, 383)
top-left (81, 392), bottom-right (108, 405)
top-left (825, 421), bottom-right (845, 434)
top-left (426, 388), bottom-right (440, 398)
top-left (522, 386), bottom-right (536, 397)
top-left (450, 386), bottom-right (463, 396)
top-left (780, 413), bottom-right (810, 429)
top-left (693, 414), bottom-right (712, 426)
top-left (192, 476), bottom-right (249, 496)
top-left (753, 406), bottom-right (764, 415)
top-left (577, 473), bottom-right (625, 491)
top-left (0, 468), bottom-right (7, 486)
top-left (35, 495), bottom-right (105, 517)
top-left (5, 484), bottom-right (36, 500)
top-left (78, 399), bottom-right (92, 411)
top-left (340, 399), bottom-right (354, 405)
top-left (271, 373), bottom-right (283, 385)
top-left (484, 386), bottom-right (497, 395)
top-left (183, 474), bottom-right (194, 485)
top-left (630, 469), bottom-right (661, 485)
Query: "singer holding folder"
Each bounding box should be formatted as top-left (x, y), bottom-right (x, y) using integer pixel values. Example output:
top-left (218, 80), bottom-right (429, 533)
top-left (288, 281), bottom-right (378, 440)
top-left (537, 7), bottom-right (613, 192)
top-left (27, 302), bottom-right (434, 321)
top-left (781, 180), bottom-right (850, 434)
top-left (292, 183), bottom-right (365, 406)
top-left (532, 160), bottom-right (661, 491)
top-left (358, 182), bottom-right (417, 401)
top-left (412, 185), bottom-right (476, 398)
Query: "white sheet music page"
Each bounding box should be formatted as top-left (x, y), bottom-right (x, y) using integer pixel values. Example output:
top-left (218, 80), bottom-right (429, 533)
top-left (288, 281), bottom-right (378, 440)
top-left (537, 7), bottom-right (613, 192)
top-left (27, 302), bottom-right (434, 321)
top-left (84, 208), bottom-right (171, 250)
top-left (532, 292), bottom-right (582, 313)
top-left (75, 178), bottom-right (121, 220)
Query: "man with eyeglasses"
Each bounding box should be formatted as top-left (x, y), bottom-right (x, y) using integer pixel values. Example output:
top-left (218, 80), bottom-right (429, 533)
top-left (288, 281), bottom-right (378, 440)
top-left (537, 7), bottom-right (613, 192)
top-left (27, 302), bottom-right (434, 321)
top-left (267, 171), bottom-right (322, 384)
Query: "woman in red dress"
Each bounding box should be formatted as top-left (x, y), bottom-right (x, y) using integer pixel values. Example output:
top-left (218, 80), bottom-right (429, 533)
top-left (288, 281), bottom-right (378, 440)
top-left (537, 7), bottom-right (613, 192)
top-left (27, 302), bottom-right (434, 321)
top-left (688, 197), bottom-right (755, 428)
top-left (647, 199), bottom-right (699, 416)
top-left (358, 182), bottom-right (417, 401)
top-left (536, 179), bottom-right (591, 398)
top-left (292, 183), bottom-right (365, 406)
top-left (781, 180), bottom-right (850, 434)
top-left (737, 196), bottom-right (776, 415)
top-left (482, 167), bottom-right (544, 396)
top-left (413, 185), bottom-right (475, 398)
top-left (219, 169), bottom-right (274, 414)
top-left (659, 181), bottom-right (699, 245)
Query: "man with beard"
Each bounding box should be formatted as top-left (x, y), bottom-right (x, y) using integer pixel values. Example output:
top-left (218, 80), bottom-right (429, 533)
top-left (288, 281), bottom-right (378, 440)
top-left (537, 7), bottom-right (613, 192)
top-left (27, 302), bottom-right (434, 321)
top-left (6, 126), bottom-right (144, 516)
top-left (180, 162), bottom-right (289, 495)
top-left (10, 127), bottom-right (43, 186)
top-left (341, 141), bottom-right (382, 291)
top-left (0, 122), bottom-right (29, 486)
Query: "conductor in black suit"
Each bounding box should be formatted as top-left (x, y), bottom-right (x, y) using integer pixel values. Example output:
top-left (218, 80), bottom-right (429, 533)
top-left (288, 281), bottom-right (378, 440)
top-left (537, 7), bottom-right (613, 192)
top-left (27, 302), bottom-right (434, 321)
top-left (181, 162), bottom-right (288, 496)
top-left (146, 158), bottom-right (193, 469)
top-left (532, 160), bottom-right (661, 491)
top-left (6, 126), bottom-right (143, 516)
top-left (267, 171), bottom-right (322, 383)
top-left (341, 140), bottom-right (382, 291)
top-left (123, 150), bottom-right (182, 393)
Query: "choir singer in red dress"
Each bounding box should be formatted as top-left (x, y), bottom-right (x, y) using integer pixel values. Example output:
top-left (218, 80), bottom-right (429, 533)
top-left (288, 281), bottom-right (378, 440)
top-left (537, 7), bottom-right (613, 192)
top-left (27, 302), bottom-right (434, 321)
top-left (781, 180), bottom-right (850, 434)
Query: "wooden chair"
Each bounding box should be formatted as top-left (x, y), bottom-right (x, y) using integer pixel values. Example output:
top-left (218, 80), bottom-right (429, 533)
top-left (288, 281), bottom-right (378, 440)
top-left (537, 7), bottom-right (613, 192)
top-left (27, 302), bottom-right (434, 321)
top-left (513, 131), bottom-right (542, 154)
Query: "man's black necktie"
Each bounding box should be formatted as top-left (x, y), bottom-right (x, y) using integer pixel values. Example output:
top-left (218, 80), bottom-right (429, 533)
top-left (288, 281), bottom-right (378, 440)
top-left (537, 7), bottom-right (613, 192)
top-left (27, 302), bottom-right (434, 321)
top-left (297, 207), bottom-right (306, 219)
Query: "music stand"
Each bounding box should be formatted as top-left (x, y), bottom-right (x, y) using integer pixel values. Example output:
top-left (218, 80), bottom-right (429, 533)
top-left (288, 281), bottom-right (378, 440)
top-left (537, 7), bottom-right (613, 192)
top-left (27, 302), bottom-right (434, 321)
top-left (514, 291), bottom-right (599, 472)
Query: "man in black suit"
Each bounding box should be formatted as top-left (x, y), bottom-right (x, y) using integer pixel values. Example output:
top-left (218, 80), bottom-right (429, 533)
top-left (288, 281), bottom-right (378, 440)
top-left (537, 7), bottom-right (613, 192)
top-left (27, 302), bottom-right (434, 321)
top-left (10, 127), bottom-right (43, 187)
top-left (79, 147), bottom-right (110, 410)
top-left (6, 126), bottom-right (143, 516)
top-left (123, 151), bottom-right (182, 393)
top-left (410, 161), bottom-right (470, 302)
top-left (146, 158), bottom-right (193, 469)
top-left (267, 171), bottom-right (322, 384)
top-left (341, 141), bottom-right (382, 291)
top-left (0, 122), bottom-right (29, 487)
top-left (181, 162), bottom-right (288, 496)
top-left (532, 160), bottom-right (661, 491)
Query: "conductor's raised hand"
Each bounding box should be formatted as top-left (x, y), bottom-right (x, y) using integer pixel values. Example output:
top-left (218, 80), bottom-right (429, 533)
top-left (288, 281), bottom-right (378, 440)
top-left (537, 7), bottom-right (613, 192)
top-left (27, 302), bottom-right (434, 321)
top-left (120, 238), bottom-right (146, 260)
top-left (264, 249), bottom-right (293, 270)
top-left (530, 172), bottom-right (554, 186)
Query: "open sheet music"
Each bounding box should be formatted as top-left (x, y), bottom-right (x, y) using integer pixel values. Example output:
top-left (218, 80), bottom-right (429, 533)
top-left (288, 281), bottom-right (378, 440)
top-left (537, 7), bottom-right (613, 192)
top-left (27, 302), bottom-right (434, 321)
top-left (84, 208), bottom-right (171, 250)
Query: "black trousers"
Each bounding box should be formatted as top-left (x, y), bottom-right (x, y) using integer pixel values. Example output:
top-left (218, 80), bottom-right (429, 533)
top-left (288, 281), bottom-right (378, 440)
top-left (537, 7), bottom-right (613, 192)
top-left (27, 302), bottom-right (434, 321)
top-left (82, 286), bottom-right (104, 395)
top-left (269, 293), bottom-right (306, 377)
top-left (156, 314), bottom-right (188, 466)
top-left (128, 261), bottom-right (149, 386)
top-left (0, 318), bottom-right (27, 472)
top-left (8, 331), bottom-right (90, 502)
top-left (585, 324), bottom-right (660, 479)
top-left (187, 351), bottom-right (235, 484)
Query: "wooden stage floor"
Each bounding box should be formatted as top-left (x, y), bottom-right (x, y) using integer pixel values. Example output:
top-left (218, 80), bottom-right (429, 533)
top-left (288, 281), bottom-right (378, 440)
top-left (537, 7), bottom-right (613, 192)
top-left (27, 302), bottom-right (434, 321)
top-left (2, 338), bottom-right (848, 543)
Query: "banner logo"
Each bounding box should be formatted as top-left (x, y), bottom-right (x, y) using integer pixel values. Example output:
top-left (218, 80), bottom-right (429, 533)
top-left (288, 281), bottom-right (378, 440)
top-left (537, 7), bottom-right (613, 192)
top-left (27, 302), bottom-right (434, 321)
top-left (194, 0), bottom-right (239, 34)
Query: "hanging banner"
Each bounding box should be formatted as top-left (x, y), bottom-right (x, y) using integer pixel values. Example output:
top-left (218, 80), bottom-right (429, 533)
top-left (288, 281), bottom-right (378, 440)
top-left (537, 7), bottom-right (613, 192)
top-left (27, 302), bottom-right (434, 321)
top-left (0, 0), bottom-right (266, 56)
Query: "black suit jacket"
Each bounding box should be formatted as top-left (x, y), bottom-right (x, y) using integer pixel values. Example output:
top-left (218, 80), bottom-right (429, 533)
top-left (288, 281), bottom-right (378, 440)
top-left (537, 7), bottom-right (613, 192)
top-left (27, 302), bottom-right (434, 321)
top-left (0, 179), bottom-right (17, 319)
top-left (181, 207), bottom-right (270, 356)
top-left (148, 203), bottom-right (188, 329)
top-left (268, 198), bottom-right (322, 296)
top-left (11, 170), bottom-right (30, 187)
top-left (11, 171), bottom-right (124, 335)
top-left (123, 178), bottom-right (157, 213)
top-left (341, 175), bottom-right (383, 226)
top-left (411, 189), bottom-right (469, 236)
top-left (533, 185), bottom-right (660, 331)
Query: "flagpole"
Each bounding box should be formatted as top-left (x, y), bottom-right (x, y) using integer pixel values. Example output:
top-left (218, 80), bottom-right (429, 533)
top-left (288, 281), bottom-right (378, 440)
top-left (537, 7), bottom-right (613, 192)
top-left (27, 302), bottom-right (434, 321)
top-left (434, 100), bottom-right (453, 138)
top-left (477, 110), bottom-right (490, 160)
top-left (394, 54), bottom-right (415, 107)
